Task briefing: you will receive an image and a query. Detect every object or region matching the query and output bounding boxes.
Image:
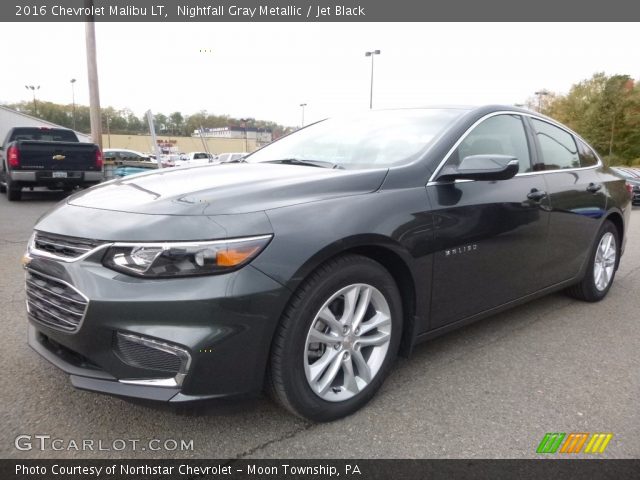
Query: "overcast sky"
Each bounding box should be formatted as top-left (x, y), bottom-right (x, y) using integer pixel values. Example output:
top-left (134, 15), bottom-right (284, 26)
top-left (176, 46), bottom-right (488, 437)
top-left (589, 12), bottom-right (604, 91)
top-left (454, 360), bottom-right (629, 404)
top-left (1, 22), bottom-right (638, 127)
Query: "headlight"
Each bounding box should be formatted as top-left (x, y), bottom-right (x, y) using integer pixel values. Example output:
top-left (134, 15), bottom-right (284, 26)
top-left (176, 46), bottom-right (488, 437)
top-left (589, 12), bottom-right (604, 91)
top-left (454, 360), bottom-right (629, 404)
top-left (102, 235), bottom-right (272, 278)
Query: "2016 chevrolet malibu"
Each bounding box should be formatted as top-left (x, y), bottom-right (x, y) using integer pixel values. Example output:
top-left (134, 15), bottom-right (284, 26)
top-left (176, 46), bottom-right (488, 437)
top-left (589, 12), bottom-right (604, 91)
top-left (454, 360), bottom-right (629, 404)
top-left (24, 106), bottom-right (630, 421)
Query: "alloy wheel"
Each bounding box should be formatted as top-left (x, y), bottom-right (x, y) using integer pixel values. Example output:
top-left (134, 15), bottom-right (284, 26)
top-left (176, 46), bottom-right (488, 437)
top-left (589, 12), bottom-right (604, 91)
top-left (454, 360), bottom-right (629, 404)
top-left (303, 283), bottom-right (392, 402)
top-left (593, 232), bottom-right (616, 291)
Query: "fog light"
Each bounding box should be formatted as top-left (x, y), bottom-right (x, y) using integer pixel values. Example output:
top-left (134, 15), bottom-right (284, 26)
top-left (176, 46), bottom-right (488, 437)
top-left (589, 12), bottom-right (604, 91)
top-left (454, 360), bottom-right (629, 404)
top-left (116, 332), bottom-right (191, 388)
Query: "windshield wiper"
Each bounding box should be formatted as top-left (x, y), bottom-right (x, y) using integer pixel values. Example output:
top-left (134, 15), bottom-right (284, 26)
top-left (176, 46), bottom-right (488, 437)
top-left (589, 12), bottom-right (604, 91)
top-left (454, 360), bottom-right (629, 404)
top-left (265, 158), bottom-right (343, 169)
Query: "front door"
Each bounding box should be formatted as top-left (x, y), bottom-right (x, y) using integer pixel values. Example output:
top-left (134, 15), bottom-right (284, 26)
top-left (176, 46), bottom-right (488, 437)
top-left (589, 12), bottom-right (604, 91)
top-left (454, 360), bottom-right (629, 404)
top-left (427, 113), bottom-right (550, 329)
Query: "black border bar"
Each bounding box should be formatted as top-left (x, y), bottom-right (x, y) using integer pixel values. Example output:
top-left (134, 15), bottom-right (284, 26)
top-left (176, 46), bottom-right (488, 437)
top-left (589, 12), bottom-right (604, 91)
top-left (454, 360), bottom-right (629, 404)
top-left (4, 459), bottom-right (640, 480)
top-left (4, 0), bottom-right (640, 22)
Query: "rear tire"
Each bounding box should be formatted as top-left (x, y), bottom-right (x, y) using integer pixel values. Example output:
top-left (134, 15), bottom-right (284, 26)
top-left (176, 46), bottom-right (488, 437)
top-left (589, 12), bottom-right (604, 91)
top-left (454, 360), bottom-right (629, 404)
top-left (267, 254), bottom-right (402, 422)
top-left (6, 179), bottom-right (21, 201)
top-left (566, 220), bottom-right (619, 302)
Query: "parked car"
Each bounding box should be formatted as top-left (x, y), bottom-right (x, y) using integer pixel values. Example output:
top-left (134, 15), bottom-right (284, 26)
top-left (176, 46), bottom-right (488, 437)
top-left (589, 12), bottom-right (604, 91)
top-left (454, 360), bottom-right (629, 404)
top-left (0, 126), bottom-right (102, 201)
top-left (611, 166), bottom-right (640, 205)
top-left (216, 152), bottom-right (248, 163)
top-left (114, 166), bottom-right (156, 177)
top-left (175, 152), bottom-right (218, 167)
top-left (157, 154), bottom-right (181, 168)
top-left (23, 106), bottom-right (630, 421)
top-left (103, 149), bottom-right (150, 162)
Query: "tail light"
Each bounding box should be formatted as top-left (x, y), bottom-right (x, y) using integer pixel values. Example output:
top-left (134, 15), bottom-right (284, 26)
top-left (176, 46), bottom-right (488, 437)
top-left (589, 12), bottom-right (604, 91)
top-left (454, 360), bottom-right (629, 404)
top-left (7, 145), bottom-right (20, 167)
top-left (95, 149), bottom-right (103, 169)
top-left (625, 182), bottom-right (634, 198)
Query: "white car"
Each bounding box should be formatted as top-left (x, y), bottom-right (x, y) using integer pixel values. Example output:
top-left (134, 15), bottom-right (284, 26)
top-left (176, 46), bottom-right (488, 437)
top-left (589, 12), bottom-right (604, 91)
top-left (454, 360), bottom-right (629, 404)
top-left (175, 152), bottom-right (218, 167)
top-left (216, 152), bottom-right (248, 163)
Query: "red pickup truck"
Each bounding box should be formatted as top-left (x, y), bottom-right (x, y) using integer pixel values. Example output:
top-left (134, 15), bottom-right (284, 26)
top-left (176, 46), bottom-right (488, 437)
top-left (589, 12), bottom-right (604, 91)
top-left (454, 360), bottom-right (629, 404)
top-left (0, 127), bottom-right (103, 201)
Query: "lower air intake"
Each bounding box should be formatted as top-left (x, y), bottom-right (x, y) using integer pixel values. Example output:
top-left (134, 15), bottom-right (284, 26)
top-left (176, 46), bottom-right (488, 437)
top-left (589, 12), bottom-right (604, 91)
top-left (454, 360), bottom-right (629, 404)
top-left (115, 333), bottom-right (183, 374)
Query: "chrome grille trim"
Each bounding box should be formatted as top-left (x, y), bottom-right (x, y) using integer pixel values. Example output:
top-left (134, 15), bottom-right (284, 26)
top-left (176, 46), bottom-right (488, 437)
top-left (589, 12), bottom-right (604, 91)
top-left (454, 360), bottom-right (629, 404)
top-left (25, 269), bottom-right (89, 334)
top-left (29, 232), bottom-right (111, 263)
top-left (25, 278), bottom-right (86, 305)
top-left (26, 289), bottom-right (84, 318)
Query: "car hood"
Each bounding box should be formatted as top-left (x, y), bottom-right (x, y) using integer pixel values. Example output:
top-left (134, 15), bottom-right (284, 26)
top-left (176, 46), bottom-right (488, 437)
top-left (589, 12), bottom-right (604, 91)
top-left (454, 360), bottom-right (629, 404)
top-left (68, 163), bottom-right (388, 215)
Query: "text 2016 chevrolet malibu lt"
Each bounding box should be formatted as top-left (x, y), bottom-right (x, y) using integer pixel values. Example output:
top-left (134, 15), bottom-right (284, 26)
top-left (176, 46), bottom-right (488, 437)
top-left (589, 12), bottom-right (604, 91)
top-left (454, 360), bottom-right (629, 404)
top-left (24, 106), bottom-right (630, 421)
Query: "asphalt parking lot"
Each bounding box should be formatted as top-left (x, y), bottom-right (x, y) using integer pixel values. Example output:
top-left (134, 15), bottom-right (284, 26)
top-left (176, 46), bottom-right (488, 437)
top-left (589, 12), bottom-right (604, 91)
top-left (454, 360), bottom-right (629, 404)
top-left (1, 189), bottom-right (639, 459)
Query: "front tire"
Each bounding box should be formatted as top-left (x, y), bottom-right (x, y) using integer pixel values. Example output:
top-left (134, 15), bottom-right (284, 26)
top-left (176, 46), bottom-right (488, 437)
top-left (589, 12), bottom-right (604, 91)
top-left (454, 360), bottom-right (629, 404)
top-left (267, 254), bottom-right (402, 422)
top-left (566, 220), bottom-right (619, 302)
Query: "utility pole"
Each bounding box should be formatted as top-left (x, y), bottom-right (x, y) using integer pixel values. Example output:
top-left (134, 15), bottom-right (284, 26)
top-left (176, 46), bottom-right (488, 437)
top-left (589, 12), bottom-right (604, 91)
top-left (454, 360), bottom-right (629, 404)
top-left (85, 2), bottom-right (102, 150)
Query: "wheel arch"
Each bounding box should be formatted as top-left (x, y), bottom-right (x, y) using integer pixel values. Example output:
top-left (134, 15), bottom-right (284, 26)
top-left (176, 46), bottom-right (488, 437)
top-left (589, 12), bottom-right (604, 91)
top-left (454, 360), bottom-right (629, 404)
top-left (604, 210), bottom-right (624, 247)
top-left (284, 235), bottom-right (421, 357)
top-left (603, 208), bottom-right (625, 269)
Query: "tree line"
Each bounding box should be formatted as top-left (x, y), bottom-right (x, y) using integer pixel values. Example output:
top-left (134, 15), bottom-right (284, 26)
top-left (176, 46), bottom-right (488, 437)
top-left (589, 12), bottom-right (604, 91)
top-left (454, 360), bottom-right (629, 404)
top-left (534, 73), bottom-right (640, 166)
top-left (4, 100), bottom-right (291, 139)
top-left (7, 72), bottom-right (639, 165)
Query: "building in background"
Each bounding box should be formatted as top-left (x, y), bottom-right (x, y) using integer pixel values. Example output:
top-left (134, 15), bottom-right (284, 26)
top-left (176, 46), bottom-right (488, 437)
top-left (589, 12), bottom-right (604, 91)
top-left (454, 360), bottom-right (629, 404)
top-left (193, 126), bottom-right (272, 144)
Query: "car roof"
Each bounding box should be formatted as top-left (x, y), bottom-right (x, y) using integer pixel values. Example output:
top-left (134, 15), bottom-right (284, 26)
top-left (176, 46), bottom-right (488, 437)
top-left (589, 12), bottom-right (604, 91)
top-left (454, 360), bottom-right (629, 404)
top-left (612, 166), bottom-right (640, 178)
top-left (104, 148), bottom-right (143, 153)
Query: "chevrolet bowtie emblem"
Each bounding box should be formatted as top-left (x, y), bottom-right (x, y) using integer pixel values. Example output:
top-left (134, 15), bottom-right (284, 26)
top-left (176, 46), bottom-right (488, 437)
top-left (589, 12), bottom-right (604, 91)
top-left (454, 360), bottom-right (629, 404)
top-left (52, 154), bottom-right (66, 161)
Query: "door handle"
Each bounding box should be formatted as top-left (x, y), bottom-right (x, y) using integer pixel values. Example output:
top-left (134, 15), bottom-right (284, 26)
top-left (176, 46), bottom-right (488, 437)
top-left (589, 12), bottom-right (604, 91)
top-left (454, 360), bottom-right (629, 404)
top-left (586, 183), bottom-right (602, 193)
top-left (527, 189), bottom-right (547, 201)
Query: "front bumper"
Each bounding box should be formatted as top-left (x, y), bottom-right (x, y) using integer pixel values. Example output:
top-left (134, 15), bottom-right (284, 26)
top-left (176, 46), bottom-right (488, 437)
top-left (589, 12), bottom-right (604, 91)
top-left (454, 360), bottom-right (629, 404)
top-left (25, 252), bottom-right (290, 402)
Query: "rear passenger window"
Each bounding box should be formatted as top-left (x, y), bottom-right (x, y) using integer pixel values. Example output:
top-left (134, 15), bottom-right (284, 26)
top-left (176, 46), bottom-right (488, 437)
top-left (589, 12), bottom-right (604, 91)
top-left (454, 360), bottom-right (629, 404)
top-left (449, 114), bottom-right (531, 173)
top-left (577, 140), bottom-right (599, 167)
top-left (531, 119), bottom-right (580, 170)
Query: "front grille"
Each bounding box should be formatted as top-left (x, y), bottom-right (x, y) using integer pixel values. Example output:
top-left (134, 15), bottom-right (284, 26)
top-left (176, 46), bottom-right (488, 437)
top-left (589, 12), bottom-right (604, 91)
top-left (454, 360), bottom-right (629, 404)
top-left (115, 334), bottom-right (182, 373)
top-left (33, 232), bottom-right (103, 259)
top-left (25, 269), bottom-right (88, 333)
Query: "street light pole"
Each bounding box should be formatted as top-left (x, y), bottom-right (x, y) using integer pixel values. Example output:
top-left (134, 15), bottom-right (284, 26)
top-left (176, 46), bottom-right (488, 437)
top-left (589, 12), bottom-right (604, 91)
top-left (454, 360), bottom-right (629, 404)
top-left (364, 50), bottom-right (380, 109)
top-left (240, 118), bottom-right (250, 152)
top-left (299, 103), bottom-right (307, 127)
top-left (70, 78), bottom-right (77, 130)
top-left (534, 90), bottom-right (549, 113)
top-left (106, 114), bottom-right (111, 148)
top-left (25, 85), bottom-right (40, 115)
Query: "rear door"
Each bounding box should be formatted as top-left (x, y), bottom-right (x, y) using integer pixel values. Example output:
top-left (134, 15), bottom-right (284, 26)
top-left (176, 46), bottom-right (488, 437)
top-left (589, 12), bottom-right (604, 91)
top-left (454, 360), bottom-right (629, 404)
top-left (527, 118), bottom-right (607, 285)
top-left (427, 113), bottom-right (551, 329)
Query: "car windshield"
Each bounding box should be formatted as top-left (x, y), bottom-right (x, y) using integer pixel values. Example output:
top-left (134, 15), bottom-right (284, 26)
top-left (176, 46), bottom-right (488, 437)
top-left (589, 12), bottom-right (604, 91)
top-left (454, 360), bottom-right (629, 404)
top-left (246, 109), bottom-right (466, 169)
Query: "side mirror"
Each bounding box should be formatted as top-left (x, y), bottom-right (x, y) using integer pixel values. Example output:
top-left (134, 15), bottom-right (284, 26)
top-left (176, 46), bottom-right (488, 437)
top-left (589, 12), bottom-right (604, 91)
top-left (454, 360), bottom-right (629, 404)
top-left (438, 154), bottom-right (519, 182)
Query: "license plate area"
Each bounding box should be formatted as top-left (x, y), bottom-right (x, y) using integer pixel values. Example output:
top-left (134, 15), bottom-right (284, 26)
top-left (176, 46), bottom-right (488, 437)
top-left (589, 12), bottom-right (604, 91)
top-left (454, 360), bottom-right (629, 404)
top-left (52, 171), bottom-right (68, 178)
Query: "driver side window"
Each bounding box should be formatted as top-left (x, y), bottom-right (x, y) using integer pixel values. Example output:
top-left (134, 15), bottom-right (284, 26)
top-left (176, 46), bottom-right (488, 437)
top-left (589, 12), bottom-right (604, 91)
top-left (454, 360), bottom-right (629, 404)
top-left (448, 114), bottom-right (532, 173)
